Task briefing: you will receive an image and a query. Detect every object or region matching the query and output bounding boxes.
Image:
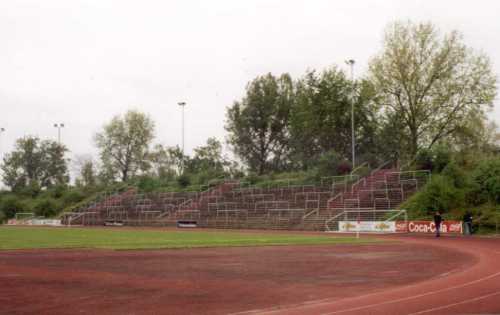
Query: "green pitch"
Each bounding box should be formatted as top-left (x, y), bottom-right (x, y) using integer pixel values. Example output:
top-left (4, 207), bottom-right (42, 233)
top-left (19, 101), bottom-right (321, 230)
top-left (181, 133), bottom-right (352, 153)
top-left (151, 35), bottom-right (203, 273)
top-left (0, 226), bottom-right (377, 250)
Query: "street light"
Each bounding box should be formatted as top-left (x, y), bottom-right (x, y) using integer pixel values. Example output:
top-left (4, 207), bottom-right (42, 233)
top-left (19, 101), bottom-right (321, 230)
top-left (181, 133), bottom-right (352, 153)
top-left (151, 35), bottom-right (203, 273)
top-left (345, 59), bottom-right (356, 169)
top-left (177, 102), bottom-right (186, 156)
top-left (54, 123), bottom-right (64, 145)
top-left (0, 127), bottom-right (5, 144)
top-left (0, 127), bottom-right (5, 161)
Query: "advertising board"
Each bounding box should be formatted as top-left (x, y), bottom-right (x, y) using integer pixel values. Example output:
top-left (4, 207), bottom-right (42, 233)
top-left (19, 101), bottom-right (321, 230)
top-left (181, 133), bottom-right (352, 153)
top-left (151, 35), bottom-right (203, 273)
top-left (339, 221), bottom-right (396, 232)
top-left (396, 220), bottom-right (463, 234)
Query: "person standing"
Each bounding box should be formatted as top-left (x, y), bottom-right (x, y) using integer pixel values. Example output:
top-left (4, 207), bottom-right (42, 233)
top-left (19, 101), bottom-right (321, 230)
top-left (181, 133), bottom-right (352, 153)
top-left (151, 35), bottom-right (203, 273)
top-left (434, 211), bottom-right (443, 237)
top-left (463, 211), bottom-right (473, 236)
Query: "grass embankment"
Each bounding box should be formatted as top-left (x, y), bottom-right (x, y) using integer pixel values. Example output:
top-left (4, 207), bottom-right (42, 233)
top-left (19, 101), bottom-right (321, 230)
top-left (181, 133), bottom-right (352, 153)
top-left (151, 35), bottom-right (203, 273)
top-left (0, 226), bottom-right (378, 250)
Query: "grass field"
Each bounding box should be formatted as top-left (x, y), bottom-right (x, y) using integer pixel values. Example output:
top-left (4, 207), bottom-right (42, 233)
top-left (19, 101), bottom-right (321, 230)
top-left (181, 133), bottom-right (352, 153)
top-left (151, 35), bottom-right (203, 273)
top-left (0, 226), bottom-right (377, 250)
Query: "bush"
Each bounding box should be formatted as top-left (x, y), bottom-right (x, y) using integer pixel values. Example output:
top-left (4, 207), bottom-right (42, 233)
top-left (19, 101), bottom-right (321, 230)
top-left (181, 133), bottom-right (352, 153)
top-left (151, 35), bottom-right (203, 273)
top-left (471, 158), bottom-right (500, 204)
top-left (50, 185), bottom-right (67, 199)
top-left (18, 181), bottom-right (42, 198)
top-left (442, 160), bottom-right (467, 188)
top-left (177, 174), bottom-right (191, 188)
top-left (415, 148), bottom-right (433, 170)
top-left (336, 161), bottom-right (352, 175)
top-left (315, 150), bottom-right (352, 177)
top-left (415, 145), bottom-right (452, 172)
top-left (402, 175), bottom-right (464, 216)
top-left (432, 144), bottom-right (452, 172)
top-left (137, 176), bottom-right (162, 192)
top-left (0, 210), bottom-right (5, 223)
top-left (33, 198), bottom-right (61, 217)
top-left (61, 190), bottom-right (86, 206)
top-left (0, 196), bottom-right (29, 219)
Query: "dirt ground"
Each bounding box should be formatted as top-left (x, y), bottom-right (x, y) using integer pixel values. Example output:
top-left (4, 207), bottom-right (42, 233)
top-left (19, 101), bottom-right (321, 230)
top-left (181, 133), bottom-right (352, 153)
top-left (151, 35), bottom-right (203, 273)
top-left (0, 239), bottom-right (474, 315)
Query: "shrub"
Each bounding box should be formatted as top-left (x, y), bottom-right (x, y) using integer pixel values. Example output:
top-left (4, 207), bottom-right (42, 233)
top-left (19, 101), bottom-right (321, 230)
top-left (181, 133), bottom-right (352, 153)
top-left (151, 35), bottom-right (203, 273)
top-left (137, 176), bottom-right (162, 192)
top-left (0, 210), bottom-right (5, 223)
top-left (33, 198), bottom-right (61, 217)
top-left (50, 185), bottom-right (67, 199)
top-left (18, 181), bottom-right (41, 198)
top-left (415, 145), bottom-right (452, 172)
top-left (415, 148), bottom-right (433, 170)
top-left (471, 158), bottom-right (500, 204)
top-left (402, 175), bottom-right (464, 216)
top-left (0, 196), bottom-right (29, 219)
top-left (245, 173), bottom-right (259, 185)
top-left (177, 174), bottom-right (191, 188)
top-left (314, 150), bottom-right (352, 177)
top-left (336, 161), bottom-right (352, 175)
top-left (432, 144), bottom-right (452, 172)
top-left (61, 190), bottom-right (86, 206)
top-left (442, 160), bottom-right (467, 188)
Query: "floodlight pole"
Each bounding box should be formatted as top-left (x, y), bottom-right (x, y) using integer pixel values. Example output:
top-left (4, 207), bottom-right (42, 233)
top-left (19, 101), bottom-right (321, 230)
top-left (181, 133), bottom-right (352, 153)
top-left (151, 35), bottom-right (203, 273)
top-left (0, 127), bottom-right (5, 156)
top-left (345, 59), bottom-right (356, 169)
top-left (178, 102), bottom-right (186, 156)
top-left (54, 123), bottom-right (64, 145)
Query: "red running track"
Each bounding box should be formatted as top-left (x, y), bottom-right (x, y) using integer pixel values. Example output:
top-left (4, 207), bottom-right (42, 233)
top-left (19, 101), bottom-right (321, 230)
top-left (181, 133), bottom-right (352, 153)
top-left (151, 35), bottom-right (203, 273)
top-left (239, 235), bottom-right (500, 315)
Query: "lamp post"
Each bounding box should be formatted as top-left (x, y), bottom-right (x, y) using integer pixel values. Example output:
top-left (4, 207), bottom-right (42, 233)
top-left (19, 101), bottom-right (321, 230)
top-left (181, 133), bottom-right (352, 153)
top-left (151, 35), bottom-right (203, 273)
top-left (345, 59), bottom-right (355, 169)
top-left (54, 123), bottom-right (64, 145)
top-left (177, 102), bottom-right (186, 156)
top-left (0, 127), bottom-right (5, 149)
top-left (0, 127), bottom-right (5, 163)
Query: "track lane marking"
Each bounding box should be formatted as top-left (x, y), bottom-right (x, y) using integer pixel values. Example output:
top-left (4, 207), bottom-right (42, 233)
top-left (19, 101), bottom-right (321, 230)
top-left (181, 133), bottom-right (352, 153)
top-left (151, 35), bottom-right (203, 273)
top-left (407, 290), bottom-right (500, 315)
top-left (236, 271), bottom-right (500, 315)
top-left (319, 271), bottom-right (500, 315)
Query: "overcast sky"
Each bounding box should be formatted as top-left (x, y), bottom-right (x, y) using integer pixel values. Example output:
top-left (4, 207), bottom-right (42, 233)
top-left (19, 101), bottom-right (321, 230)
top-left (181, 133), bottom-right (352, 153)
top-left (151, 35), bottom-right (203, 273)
top-left (1, 0), bottom-right (499, 166)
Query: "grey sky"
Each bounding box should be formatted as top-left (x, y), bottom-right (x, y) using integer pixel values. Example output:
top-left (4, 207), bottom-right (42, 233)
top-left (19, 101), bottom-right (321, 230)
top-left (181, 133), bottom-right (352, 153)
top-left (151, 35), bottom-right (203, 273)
top-left (1, 0), bottom-right (499, 165)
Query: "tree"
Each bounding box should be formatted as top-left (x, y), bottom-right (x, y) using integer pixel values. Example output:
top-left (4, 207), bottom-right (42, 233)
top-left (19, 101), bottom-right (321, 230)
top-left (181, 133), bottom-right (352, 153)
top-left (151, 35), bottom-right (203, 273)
top-left (187, 137), bottom-right (229, 175)
top-left (369, 21), bottom-right (497, 160)
top-left (95, 110), bottom-right (155, 181)
top-left (73, 155), bottom-right (96, 187)
top-left (148, 144), bottom-right (185, 179)
top-left (1, 136), bottom-right (69, 191)
top-left (226, 73), bottom-right (294, 174)
top-left (290, 68), bottom-right (379, 169)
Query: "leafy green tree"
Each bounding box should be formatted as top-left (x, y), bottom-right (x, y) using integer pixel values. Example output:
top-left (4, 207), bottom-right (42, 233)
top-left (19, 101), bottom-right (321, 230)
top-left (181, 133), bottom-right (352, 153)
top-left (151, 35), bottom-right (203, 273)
top-left (33, 198), bottom-right (60, 217)
top-left (315, 150), bottom-right (352, 178)
top-left (369, 21), bottom-right (497, 159)
top-left (80, 161), bottom-right (96, 187)
top-left (187, 138), bottom-right (228, 174)
top-left (95, 110), bottom-right (155, 181)
top-left (148, 144), bottom-right (185, 179)
top-left (403, 175), bottom-right (464, 215)
top-left (1, 136), bottom-right (69, 191)
top-left (290, 68), bottom-right (378, 168)
top-left (226, 73), bottom-right (294, 174)
top-left (0, 196), bottom-right (28, 219)
top-left (73, 155), bottom-right (97, 187)
top-left (472, 158), bottom-right (500, 204)
top-left (375, 111), bottom-right (407, 165)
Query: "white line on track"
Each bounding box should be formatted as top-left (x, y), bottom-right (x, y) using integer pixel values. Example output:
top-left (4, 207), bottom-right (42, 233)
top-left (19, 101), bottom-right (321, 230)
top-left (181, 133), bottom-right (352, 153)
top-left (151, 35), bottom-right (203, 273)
top-left (407, 291), bottom-right (500, 315)
top-left (319, 272), bottom-right (500, 315)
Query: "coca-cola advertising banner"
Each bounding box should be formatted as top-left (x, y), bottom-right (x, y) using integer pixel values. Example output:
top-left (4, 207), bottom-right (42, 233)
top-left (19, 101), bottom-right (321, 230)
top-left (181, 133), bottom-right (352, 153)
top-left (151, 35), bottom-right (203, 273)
top-left (396, 221), bottom-right (463, 234)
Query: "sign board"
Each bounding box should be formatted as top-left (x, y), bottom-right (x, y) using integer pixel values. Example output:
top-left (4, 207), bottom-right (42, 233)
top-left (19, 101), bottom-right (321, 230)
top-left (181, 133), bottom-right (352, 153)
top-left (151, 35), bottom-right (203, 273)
top-left (6, 219), bottom-right (61, 226)
top-left (30, 219), bottom-right (62, 226)
top-left (339, 221), bottom-right (396, 233)
top-left (396, 221), bottom-right (463, 234)
top-left (177, 220), bottom-right (198, 228)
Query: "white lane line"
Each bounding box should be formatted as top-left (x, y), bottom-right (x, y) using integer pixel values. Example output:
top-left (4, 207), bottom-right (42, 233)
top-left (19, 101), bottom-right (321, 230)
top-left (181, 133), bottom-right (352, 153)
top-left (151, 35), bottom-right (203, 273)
top-left (319, 272), bottom-right (500, 315)
top-left (407, 290), bottom-right (500, 315)
top-left (234, 271), bottom-right (500, 315)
